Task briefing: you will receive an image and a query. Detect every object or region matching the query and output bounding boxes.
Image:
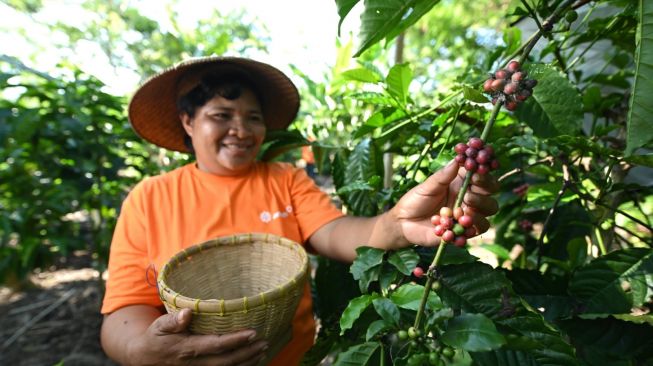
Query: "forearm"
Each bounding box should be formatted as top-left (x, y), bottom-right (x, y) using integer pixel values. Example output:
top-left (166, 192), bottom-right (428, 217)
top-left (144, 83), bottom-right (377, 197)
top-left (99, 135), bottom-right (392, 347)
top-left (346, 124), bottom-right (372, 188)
top-left (101, 305), bottom-right (162, 365)
top-left (312, 211), bottom-right (409, 262)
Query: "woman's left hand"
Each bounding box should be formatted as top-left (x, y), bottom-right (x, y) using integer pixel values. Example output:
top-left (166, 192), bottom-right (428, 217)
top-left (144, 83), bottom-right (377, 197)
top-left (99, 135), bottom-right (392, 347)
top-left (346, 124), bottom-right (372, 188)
top-left (389, 159), bottom-right (500, 247)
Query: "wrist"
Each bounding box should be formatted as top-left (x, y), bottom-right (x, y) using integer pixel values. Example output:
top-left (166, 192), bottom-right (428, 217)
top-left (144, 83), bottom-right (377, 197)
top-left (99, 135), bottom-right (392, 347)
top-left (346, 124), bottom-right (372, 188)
top-left (381, 209), bottom-right (410, 250)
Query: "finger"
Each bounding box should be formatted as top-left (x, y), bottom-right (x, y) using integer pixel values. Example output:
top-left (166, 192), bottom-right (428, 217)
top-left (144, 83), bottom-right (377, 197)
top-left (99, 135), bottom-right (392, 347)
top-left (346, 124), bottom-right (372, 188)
top-left (463, 191), bottom-right (499, 216)
top-left (420, 160), bottom-right (459, 195)
top-left (181, 329), bottom-right (258, 356)
top-left (473, 215), bottom-right (491, 235)
top-left (154, 309), bottom-right (192, 335)
top-left (191, 340), bottom-right (268, 366)
top-left (470, 173), bottom-right (500, 194)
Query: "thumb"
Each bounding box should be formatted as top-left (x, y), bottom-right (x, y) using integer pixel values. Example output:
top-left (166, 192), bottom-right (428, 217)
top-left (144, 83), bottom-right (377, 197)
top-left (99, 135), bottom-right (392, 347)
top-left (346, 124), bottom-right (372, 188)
top-left (155, 309), bottom-right (192, 334)
top-left (421, 160), bottom-right (459, 193)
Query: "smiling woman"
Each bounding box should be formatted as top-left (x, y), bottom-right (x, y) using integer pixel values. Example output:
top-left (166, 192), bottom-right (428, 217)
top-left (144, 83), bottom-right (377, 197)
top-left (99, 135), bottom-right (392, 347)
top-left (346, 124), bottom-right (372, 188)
top-left (99, 54), bottom-right (499, 366)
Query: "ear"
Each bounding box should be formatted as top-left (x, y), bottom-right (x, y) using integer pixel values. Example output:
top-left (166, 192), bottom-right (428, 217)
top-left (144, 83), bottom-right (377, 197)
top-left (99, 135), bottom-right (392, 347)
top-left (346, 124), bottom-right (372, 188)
top-left (180, 113), bottom-right (193, 137)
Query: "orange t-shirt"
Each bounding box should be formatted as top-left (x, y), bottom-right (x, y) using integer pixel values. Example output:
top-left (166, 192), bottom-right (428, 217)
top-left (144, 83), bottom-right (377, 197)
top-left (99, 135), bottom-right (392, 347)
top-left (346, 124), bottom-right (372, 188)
top-left (102, 161), bottom-right (344, 365)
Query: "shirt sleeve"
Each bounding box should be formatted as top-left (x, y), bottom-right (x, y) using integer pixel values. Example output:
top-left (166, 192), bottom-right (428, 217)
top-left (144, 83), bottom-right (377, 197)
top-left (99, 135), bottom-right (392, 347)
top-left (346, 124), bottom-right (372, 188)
top-left (101, 181), bottom-right (161, 314)
top-left (288, 166), bottom-right (344, 242)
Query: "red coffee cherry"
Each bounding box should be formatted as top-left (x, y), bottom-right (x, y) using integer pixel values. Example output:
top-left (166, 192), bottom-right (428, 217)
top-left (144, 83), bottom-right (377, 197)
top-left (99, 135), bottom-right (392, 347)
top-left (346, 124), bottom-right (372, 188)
top-left (476, 164), bottom-right (490, 175)
top-left (458, 215), bottom-right (473, 228)
top-left (483, 78), bottom-right (494, 92)
top-left (413, 267), bottom-right (425, 278)
top-left (476, 149), bottom-right (491, 164)
top-left (494, 69), bottom-right (509, 80)
top-left (465, 147), bottom-right (479, 158)
top-left (503, 82), bottom-right (519, 95)
top-left (454, 143), bottom-right (468, 154)
top-left (507, 60), bottom-right (521, 73)
top-left (454, 236), bottom-right (467, 247)
top-left (442, 230), bottom-right (455, 242)
top-left (464, 159), bottom-right (478, 172)
top-left (468, 137), bottom-right (484, 150)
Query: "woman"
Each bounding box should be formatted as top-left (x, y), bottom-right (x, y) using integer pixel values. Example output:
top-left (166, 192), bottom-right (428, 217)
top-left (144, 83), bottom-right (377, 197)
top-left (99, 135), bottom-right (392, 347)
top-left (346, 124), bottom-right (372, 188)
top-left (100, 56), bottom-right (499, 366)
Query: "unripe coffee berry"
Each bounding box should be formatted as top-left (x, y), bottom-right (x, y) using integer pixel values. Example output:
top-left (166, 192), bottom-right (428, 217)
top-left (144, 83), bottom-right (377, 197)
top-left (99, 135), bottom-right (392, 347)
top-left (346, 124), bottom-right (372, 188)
top-left (439, 206), bottom-right (453, 218)
top-left (453, 207), bottom-right (464, 220)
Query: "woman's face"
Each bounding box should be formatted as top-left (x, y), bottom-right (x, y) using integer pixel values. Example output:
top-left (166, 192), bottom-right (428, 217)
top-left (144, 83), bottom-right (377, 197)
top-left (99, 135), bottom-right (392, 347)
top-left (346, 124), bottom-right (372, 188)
top-left (181, 88), bottom-right (266, 176)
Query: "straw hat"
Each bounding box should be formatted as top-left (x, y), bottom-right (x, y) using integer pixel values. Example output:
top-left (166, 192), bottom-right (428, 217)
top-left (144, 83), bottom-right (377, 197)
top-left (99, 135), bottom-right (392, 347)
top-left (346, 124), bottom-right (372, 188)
top-left (128, 56), bottom-right (300, 152)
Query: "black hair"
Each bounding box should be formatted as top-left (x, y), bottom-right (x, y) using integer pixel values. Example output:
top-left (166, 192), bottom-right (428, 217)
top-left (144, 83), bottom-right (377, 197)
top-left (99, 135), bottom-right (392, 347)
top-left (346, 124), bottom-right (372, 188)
top-left (177, 73), bottom-right (264, 118)
top-left (177, 73), bottom-right (265, 153)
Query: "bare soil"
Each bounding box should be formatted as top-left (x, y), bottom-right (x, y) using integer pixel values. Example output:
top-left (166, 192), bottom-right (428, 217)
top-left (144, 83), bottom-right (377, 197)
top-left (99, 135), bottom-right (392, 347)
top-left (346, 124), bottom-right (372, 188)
top-left (0, 253), bottom-right (117, 366)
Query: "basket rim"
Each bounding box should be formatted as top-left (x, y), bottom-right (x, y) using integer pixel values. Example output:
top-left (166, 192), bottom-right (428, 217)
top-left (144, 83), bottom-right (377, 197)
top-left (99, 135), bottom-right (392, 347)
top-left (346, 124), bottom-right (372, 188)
top-left (157, 233), bottom-right (309, 315)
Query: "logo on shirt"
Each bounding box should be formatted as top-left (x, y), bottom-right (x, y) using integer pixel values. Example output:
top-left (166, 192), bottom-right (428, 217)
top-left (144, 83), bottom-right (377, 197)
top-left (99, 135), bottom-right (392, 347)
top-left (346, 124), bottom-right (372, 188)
top-left (260, 205), bottom-right (293, 223)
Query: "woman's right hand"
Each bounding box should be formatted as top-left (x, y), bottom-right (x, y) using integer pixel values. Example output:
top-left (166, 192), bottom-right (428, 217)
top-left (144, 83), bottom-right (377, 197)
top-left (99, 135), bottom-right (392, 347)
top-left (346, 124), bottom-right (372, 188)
top-left (101, 305), bottom-right (268, 366)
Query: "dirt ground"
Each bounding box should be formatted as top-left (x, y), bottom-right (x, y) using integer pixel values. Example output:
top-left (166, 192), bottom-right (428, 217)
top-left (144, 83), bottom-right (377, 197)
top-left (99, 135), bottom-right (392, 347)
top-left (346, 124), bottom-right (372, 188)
top-left (0, 253), bottom-right (117, 366)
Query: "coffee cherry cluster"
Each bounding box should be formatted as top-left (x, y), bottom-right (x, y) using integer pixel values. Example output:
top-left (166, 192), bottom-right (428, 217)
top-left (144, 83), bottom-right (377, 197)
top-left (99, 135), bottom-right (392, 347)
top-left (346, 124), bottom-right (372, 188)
top-left (482, 60), bottom-right (538, 111)
top-left (431, 206), bottom-right (476, 247)
top-left (454, 137), bottom-right (499, 175)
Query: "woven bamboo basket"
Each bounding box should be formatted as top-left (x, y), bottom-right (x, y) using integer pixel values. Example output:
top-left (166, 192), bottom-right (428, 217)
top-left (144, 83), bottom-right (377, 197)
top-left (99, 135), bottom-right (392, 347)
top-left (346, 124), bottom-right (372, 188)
top-left (157, 233), bottom-right (309, 364)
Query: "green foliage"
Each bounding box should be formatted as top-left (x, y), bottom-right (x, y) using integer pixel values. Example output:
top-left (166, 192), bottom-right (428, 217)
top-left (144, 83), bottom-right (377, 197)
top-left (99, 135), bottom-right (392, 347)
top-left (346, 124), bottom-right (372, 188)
top-left (306, 0), bottom-right (653, 364)
top-left (626, 0), bottom-right (653, 155)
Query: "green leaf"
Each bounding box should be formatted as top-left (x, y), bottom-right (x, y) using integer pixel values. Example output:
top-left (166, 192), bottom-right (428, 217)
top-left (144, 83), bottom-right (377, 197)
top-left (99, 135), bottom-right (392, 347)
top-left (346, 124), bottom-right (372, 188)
top-left (441, 313), bottom-right (506, 352)
top-left (390, 283), bottom-right (442, 311)
top-left (438, 262), bottom-right (513, 318)
top-left (341, 67), bottom-right (383, 83)
top-left (624, 153), bottom-right (653, 167)
top-left (343, 138), bottom-right (383, 216)
top-left (626, 0), bottom-right (653, 154)
top-left (439, 244), bottom-right (479, 265)
top-left (354, 0), bottom-right (440, 57)
top-left (372, 297), bottom-right (400, 326)
top-left (348, 91), bottom-right (397, 106)
top-left (504, 269), bottom-right (573, 322)
top-left (313, 256), bottom-right (360, 323)
top-left (385, 63), bottom-right (412, 105)
top-left (560, 315), bottom-right (653, 361)
top-left (350, 246), bottom-right (385, 292)
top-left (333, 342), bottom-right (380, 366)
top-left (259, 129), bottom-right (308, 161)
top-left (569, 248), bottom-right (653, 314)
top-left (336, 0), bottom-right (361, 35)
top-left (340, 293), bottom-right (380, 335)
top-left (463, 85), bottom-right (490, 103)
top-left (387, 247), bottom-right (420, 275)
top-left (514, 64), bottom-right (583, 138)
top-left (365, 319), bottom-right (392, 341)
top-left (498, 314), bottom-right (579, 365)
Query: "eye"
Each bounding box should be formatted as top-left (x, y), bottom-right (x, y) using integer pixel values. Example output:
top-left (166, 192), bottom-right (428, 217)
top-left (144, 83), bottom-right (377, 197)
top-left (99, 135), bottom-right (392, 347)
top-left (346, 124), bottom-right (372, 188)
top-left (249, 114), bottom-right (264, 123)
top-left (212, 112), bottom-right (231, 120)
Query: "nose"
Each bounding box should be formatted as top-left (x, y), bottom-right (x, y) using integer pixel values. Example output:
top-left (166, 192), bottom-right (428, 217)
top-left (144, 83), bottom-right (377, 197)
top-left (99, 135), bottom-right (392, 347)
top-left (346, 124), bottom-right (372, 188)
top-left (228, 115), bottom-right (253, 138)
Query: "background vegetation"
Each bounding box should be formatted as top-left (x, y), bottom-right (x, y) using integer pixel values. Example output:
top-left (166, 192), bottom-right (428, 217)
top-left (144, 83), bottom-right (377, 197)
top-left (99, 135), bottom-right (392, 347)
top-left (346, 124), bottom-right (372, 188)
top-left (1, 0), bottom-right (651, 364)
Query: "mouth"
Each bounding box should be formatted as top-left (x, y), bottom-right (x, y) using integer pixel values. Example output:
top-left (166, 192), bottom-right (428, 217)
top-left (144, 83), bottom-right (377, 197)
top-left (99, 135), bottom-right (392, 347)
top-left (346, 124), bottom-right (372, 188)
top-left (221, 142), bottom-right (255, 154)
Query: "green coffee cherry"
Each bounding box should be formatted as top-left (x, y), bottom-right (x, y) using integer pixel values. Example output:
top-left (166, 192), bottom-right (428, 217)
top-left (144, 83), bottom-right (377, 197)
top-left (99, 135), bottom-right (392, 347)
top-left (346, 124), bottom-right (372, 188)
top-left (565, 10), bottom-right (578, 23)
top-left (398, 330), bottom-right (408, 340)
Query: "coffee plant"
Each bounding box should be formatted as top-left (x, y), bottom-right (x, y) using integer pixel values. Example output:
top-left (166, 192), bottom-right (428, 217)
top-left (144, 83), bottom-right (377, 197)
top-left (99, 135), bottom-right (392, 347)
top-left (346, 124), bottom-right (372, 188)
top-left (287, 0), bottom-right (653, 365)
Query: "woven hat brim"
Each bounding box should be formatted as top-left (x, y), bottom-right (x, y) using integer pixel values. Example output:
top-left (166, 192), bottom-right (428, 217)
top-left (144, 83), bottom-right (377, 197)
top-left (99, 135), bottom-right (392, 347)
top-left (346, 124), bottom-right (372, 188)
top-left (128, 57), bottom-right (300, 152)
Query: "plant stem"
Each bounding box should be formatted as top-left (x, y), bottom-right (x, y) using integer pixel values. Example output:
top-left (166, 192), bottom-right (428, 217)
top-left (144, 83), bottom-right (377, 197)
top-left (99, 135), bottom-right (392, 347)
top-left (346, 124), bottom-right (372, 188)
top-left (414, 0), bottom-right (577, 330)
top-left (413, 101), bottom-right (503, 330)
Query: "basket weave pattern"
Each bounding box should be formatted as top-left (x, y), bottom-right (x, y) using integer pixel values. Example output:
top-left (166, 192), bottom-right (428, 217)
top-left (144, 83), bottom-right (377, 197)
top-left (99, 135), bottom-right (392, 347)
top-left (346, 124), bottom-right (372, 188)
top-left (157, 233), bottom-right (309, 347)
